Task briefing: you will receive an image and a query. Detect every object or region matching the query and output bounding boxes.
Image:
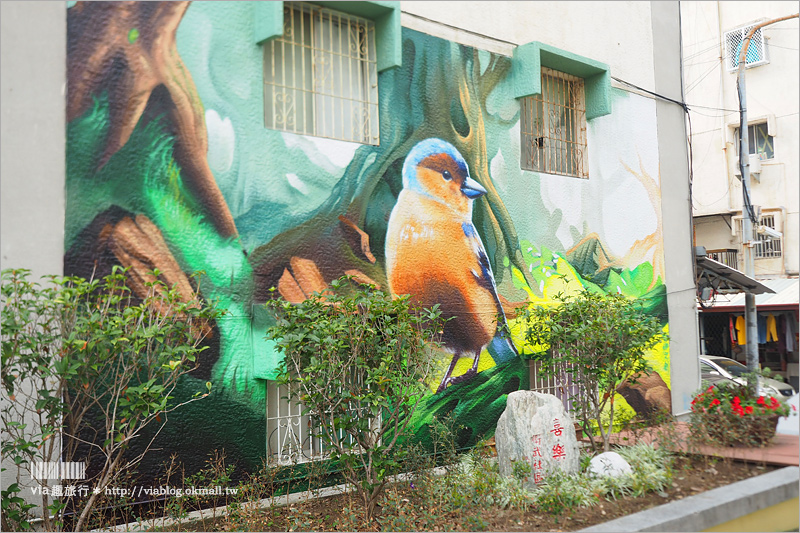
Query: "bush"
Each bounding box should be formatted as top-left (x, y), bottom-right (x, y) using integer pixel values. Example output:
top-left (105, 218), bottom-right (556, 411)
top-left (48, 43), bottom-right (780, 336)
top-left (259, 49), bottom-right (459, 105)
top-left (690, 381), bottom-right (791, 448)
top-left (265, 277), bottom-right (444, 522)
top-left (1, 267), bottom-right (220, 531)
top-left (521, 290), bottom-right (665, 452)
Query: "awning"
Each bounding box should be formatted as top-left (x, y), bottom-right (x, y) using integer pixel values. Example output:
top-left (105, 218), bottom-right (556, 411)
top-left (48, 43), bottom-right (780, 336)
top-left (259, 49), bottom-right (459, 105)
top-left (695, 255), bottom-right (776, 296)
top-left (698, 277), bottom-right (798, 312)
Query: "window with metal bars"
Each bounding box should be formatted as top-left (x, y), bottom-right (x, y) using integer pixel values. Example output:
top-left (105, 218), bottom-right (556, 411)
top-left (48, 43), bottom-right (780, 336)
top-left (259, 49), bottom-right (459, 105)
top-left (734, 122), bottom-right (774, 160)
top-left (737, 214), bottom-right (782, 259)
top-left (753, 214), bottom-right (782, 259)
top-left (266, 376), bottom-right (380, 465)
top-left (528, 358), bottom-right (580, 415)
top-left (262, 2), bottom-right (379, 145)
top-left (706, 249), bottom-right (739, 269)
top-left (724, 24), bottom-right (769, 71)
top-left (520, 68), bottom-right (589, 179)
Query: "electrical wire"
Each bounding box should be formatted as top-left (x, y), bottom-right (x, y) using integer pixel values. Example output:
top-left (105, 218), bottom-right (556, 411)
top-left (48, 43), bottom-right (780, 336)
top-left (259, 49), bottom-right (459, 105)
top-left (687, 103), bottom-right (739, 112)
top-left (689, 108), bottom-right (737, 119)
top-left (611, 76), bottom-right (689, 111)
top-left (685, 61), bottom-right (721, 95)
top-left (735, 76), bottom-right (760, 226)
top-left (767, 44), bottom-right (800, 51)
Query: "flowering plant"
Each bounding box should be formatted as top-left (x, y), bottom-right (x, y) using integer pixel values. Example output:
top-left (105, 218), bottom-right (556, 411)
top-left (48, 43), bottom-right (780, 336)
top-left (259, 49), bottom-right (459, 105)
top-left (690, 381), bottom-right (792, 447)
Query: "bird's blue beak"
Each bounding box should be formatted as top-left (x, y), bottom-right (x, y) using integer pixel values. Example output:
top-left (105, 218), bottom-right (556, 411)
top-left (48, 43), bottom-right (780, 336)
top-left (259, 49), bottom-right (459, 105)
top-left (461, 176), bottom-right (488, 199)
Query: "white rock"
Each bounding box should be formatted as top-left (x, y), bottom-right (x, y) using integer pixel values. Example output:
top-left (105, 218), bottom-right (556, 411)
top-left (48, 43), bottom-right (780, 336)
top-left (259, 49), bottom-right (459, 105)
top-left (495, 390), bottom-right (580, 489)
top-left (588, 451), bottom-right (633, 478)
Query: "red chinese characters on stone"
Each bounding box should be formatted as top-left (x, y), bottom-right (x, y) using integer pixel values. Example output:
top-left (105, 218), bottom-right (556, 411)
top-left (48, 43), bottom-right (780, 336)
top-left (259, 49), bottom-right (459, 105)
top-left (552, 443), bottom-right (566, 460)
top-left (530, 434), bottom-right (545, 483)
top-left (551, 418), bottom-right (564, 437)
top-left (531, 434), bottom-right (543, 458)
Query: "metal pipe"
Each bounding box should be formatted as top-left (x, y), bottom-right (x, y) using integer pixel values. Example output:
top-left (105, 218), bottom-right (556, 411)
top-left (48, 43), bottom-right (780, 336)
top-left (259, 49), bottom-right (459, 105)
top-left (736, 13), bottom-right (799, 392)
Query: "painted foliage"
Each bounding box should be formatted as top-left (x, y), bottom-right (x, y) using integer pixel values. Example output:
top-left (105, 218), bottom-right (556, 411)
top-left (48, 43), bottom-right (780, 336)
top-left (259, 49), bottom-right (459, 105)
top-left (65, 1), bottom-right (670, 474)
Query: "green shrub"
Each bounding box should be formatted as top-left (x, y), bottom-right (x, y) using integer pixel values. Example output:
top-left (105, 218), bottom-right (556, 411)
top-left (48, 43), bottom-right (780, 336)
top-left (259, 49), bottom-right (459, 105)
top-left (1, 267), bottom-right (221, 531)
top-left (521, 290), bottom-right (665, 452)
top-left (265, 277), bottom-right (445, 522)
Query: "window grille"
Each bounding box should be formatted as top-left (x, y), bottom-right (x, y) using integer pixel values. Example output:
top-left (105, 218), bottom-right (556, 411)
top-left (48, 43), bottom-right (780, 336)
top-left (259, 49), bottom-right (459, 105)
top-left (521, 68), bottom-right (588, 179)
top-left (753, 214), bottom-right (781, 259)
top-left (529, 358), bottom-right (580, 414)
top-left (267, 380), bottom-right (325, 465)
top-left (724, 25), bottom-right (769, 71)
top-left (706, 249), bottom-right (739, 269)
top-left (735, 123), bottom-right (774, 160)
top-left (737, 214), bottom-right (782, 259)
top-left (262, 1), bottom-right (379, 145)
top-left (266, 374), bottom-right (380, 465)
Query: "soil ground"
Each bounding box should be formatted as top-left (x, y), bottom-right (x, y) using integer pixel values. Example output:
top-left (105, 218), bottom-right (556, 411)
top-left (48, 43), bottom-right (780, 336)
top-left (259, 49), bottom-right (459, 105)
top-left (162, 454), bottom-right (778, 532)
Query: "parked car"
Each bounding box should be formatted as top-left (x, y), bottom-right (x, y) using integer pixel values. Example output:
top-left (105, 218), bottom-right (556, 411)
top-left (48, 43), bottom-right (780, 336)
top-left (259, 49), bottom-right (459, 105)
top-left (699, 355), bottom-right (795, 400)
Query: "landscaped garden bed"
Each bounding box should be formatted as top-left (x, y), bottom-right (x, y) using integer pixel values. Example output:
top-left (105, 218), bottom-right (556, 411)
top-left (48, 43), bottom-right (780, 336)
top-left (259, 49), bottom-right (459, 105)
top-left (147, 452), bottom-right (777, 532)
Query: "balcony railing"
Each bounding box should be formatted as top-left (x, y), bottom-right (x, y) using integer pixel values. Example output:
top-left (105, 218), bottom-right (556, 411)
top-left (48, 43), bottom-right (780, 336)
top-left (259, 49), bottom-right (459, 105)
top-left (706, 249), bottom-right (738, 269)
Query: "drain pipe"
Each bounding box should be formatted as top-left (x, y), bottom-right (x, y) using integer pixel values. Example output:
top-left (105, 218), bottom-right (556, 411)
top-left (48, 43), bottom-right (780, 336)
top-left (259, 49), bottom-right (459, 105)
top-left (737, 13), bottom-right (799, 391)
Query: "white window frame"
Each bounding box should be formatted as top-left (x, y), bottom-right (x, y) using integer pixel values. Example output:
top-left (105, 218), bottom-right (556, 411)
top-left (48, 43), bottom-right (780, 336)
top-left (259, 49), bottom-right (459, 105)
top-left (753, 214), bottom-right (782, 259)
top-left (736, 213), bottom-right (782, 260)
top-left (262, 1), bottom-right (380, 145)
top-left (734, 122), bottom-right (775, 161)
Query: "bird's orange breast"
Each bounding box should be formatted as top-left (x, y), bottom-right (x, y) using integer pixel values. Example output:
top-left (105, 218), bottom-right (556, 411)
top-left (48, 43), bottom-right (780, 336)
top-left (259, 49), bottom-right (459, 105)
top-left (386, 191), bottom-right (498, 351)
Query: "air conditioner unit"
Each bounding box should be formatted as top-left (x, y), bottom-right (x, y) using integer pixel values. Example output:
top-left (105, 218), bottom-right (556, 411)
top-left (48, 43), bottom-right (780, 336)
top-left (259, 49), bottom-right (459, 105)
top-left (725, 24), bottom-right (769, 71)
top-left (733, 154), bottom-right (762, 180)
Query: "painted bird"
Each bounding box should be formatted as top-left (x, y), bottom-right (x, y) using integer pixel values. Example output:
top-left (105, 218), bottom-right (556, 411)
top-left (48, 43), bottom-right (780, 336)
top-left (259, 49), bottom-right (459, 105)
top-left (385, 138), bottom-right (518, 393)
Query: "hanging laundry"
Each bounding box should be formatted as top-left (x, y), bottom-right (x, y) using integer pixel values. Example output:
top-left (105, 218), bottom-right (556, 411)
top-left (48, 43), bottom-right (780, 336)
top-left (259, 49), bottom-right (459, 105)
top-left (757, 314), bottom-right (767, 344)
top-left (786, 314), bottom-right (796, 353)
top-left (736, 315), bottom-right (746, 345)
top-left (730, 315), bottom-right (737, 345)
top-left (766, 314), bottom-right (778, 342)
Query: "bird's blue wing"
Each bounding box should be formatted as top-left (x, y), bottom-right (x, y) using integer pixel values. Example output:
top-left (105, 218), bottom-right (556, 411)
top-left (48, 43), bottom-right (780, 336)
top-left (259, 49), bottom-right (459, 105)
top-left (462, 222), bottom-right (519, 363)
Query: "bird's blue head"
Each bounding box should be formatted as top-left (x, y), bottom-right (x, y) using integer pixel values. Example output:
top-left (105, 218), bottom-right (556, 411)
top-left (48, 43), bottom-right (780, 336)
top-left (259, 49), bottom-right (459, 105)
top-left (401, 138), bottom-right (487, 205)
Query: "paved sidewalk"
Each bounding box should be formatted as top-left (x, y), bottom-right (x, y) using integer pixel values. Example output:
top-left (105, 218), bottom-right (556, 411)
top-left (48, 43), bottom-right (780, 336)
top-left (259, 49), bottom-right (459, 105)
top-left (586, 422), bottom-right (799, 466)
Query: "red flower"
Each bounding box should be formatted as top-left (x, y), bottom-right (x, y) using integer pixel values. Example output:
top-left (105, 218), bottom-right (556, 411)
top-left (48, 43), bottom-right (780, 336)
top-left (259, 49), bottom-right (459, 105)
top-left (745, 406), bottom-right (753, 414)
top-left (733, 396), bottom-right (741, 404)
top-left (757, 396), bottom-right (765, 405)
top-left (711, 399), bottom-right (721, 406)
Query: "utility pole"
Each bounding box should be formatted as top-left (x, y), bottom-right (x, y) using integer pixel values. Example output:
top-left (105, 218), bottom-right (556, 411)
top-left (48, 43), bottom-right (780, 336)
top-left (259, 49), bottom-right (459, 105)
top-left (737, 13), bottom-right (799, 392)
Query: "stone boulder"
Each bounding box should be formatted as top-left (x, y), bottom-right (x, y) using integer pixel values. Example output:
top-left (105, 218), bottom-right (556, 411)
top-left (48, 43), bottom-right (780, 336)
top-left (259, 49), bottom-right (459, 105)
top-left (495, 390), bottom-right (579, 489)
top-left (588, 451), bottom-right (633, 478)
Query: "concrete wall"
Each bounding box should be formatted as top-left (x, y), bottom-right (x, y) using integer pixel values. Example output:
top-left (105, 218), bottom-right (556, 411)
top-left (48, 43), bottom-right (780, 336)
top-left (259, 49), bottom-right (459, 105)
top-left (652, 1), bottom-right (701, 415)
top-left (0, 1), bottom-right (66, 509)
top-left (682, 1), bottom-right (799, 277)
top-left (401, 1), bottom-right (655, 90)
top-left (0, 1), bottom-right (66, 278)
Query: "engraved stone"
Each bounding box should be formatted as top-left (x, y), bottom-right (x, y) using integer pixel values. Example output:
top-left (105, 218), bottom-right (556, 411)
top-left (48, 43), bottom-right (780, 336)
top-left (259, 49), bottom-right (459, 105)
top-left (495, 390), bottom-right (579, 489)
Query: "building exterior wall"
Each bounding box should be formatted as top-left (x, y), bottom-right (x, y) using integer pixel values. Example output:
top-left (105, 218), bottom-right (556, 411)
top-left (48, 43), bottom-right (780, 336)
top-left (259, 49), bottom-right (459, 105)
top-left (0, 1), bottom-right (66, 279)
top-left (2, 0), bottom-right (695, 485)
top-left (682, 1), bottom-right (799, 277)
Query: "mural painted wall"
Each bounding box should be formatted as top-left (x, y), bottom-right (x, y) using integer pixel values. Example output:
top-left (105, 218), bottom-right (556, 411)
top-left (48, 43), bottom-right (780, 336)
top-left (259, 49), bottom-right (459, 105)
top-left (65, 1), bottom-right (671, 476)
